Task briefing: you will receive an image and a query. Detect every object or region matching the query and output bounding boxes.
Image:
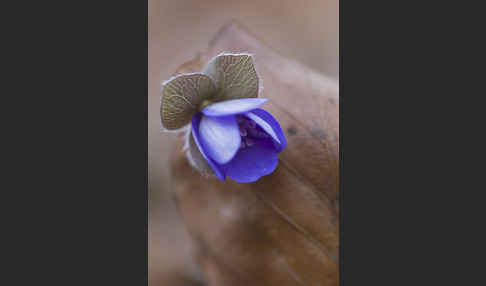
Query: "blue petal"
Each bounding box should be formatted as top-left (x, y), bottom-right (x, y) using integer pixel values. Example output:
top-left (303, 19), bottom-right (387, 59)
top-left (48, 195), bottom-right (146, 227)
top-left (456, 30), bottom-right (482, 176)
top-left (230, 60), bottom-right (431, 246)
top-left (220, 138), bottom-right (279, 183)
top-left (245, 108), bottom-right (287, 152)
top-left (201, 98), bottom-right (268, 117)
top-left (198, 114), bottom-right (241, 164)
top-left (191, 113), bottom-right (225, 181)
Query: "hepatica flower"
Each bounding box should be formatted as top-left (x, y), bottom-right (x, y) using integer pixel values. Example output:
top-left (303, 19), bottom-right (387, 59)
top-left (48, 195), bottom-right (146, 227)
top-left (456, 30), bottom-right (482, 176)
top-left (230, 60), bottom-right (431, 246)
top-left (160, 53), bottom-right (286, 183)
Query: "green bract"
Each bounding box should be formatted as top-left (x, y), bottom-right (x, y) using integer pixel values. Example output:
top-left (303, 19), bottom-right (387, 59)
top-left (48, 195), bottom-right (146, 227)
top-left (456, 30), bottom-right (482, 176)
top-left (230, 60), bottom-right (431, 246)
top-left (160, 53), bottom-right (259, 130)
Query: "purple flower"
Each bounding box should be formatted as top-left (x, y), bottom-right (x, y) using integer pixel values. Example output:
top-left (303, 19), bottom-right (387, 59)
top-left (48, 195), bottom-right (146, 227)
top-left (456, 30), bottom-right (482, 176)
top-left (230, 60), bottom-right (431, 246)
top-left (191, 98), bottom-right (286, 183)
top-left (160, 53), bottom-right (286, 183)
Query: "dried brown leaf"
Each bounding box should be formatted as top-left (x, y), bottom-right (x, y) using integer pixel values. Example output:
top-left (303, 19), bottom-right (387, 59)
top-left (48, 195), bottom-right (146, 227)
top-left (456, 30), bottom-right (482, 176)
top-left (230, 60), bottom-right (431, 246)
top-left (170, 23), bottom-right (339, 286)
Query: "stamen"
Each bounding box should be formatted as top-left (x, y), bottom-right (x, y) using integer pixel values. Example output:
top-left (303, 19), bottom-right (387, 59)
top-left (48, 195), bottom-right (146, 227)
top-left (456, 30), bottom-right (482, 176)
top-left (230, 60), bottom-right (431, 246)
top-left (248, 128), bottom-right (268, 138)
top-left (240, 128), bottom-right (247, 137)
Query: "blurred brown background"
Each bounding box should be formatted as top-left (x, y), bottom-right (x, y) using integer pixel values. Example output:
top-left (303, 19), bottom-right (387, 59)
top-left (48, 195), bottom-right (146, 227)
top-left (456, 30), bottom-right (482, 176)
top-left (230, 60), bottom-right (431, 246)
top-left (148, 0), bottom-right (338, 285)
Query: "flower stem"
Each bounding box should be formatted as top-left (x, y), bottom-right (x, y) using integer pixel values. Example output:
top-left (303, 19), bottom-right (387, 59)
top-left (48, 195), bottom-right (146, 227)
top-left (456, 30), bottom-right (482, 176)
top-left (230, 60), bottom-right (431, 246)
top-left (199, 99), bottom-right (213, 110)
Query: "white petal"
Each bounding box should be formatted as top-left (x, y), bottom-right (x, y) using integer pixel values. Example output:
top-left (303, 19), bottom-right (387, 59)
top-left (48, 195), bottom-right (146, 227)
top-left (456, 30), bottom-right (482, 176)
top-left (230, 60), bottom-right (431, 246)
top-left (245, 111), bottom-right (281, 144)
top-left (202, 98), bottom-right (267, 117)
top-left (198, 115), bottom-right (241, 164)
